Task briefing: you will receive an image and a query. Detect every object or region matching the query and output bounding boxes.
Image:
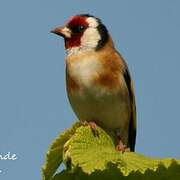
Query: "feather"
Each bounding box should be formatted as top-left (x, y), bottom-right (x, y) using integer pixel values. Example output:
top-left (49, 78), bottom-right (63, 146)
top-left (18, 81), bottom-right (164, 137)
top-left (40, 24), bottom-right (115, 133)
top-left (123, 68), bottom-right (136, 151)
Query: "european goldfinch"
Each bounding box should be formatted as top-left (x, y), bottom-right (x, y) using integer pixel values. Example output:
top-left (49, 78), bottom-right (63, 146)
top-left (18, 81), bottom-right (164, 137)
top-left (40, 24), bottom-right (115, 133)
top-left (51, 14), bottom-right (136, 151)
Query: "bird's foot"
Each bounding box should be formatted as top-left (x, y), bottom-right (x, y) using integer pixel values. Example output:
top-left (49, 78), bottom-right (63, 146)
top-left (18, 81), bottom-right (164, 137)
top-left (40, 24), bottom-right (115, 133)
top-left (116, 140), bottom-right (130, 153)
top-left (81, 121), bottom-right (99, 137)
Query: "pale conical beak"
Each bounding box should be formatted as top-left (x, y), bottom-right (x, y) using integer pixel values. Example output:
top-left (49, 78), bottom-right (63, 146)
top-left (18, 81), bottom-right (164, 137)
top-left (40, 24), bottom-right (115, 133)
top-left (50, 26), bottom-right (72, 38)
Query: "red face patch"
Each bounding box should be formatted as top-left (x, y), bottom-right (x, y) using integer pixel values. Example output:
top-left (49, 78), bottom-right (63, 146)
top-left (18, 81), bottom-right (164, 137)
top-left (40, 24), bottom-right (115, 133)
top-left (67, 16), bottom-right (88, 28)
top-left (65, 16), bottom-right (88, 49)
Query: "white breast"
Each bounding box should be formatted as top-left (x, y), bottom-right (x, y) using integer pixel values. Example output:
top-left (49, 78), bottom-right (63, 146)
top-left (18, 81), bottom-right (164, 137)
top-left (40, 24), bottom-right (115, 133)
top-left (68, 56), bottom-right (102, 88)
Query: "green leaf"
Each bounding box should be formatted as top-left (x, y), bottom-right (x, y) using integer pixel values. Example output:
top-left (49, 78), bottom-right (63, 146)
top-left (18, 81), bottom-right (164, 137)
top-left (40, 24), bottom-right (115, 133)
top-left (42, 122), bottom-right (81, 180)
top-left (42, 122), bottom-right (180, 180)
top-left (63, 126), bottom-right (180, 178)
top-left (63, 126), bottom-right (125, 174)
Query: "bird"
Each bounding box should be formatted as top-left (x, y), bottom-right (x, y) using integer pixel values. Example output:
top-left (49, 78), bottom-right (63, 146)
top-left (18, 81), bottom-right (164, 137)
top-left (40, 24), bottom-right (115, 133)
top-left (51, 14), bottom-right (136, 152)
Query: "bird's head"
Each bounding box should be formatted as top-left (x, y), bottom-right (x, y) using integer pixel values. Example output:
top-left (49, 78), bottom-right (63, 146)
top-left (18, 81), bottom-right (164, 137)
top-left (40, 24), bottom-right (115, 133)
top-left (51, 14), bottom-right (109, 55)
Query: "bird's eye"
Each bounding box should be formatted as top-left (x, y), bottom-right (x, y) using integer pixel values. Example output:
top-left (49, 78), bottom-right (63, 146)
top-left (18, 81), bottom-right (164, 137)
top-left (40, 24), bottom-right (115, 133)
top-left (78, 25), bottom-right (85, 32)
top-left (71, 25), bottom-right (85, 33)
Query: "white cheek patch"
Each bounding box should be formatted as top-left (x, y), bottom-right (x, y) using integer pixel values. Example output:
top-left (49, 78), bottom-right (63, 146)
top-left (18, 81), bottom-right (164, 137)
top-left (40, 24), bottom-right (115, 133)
top-left (86, 17), bottom-right (99, 28)
top-left (81, 28), bottom-right (101, 49)
top-left (81, 17), bottom-right (100, 49)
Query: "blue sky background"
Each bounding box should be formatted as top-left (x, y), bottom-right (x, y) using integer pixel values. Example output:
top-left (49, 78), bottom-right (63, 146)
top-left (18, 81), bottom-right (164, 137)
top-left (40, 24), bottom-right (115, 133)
top-left (0, 0), bottom-right (180, 179)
